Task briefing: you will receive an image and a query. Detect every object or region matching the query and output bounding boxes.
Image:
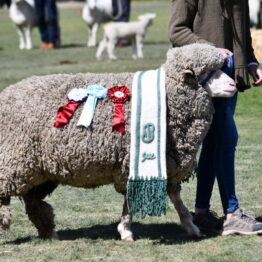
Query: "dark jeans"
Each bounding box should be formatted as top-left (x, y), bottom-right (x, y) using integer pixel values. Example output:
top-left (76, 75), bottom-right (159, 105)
top-left (34, 0), bottom-right (59, 44)
top-left (195, 93), bottom-right (239, 214)
top-left (112, 0), bottom-right (131, 22)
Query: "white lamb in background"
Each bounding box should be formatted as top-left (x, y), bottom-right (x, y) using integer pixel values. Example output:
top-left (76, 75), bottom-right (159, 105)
top-left (9, 0), bottom-right (37, 50)
top-left (96, 13), bottom-right (156, 60)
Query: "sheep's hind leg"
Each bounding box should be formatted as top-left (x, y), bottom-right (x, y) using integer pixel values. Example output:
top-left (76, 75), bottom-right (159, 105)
top-left (117, 197), bottom-right (134, 242)
top-left (15, 25), bottom-right (26, 50)
top-left (167, 184), bottom-right (201, 237)
top-left (0, 197), bottom-right (11, 235)
top-left (23, 181), bottom-right (58, 239)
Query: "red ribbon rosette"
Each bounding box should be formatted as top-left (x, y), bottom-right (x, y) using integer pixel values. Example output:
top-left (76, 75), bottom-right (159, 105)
top-left (108, 86), bottom-right (130, 134)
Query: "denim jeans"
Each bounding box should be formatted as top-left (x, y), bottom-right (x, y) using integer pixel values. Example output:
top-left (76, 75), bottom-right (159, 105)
top-left (112, 0), bottom-right (131, 22)
top-left (195, 92), bottom-right (239, 214)
top-left (34, 0), bottom-right (59, 44)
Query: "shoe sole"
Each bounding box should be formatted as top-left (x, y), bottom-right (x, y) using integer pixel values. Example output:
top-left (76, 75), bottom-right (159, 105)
top-left (222, 229), bottom-right (262, 236)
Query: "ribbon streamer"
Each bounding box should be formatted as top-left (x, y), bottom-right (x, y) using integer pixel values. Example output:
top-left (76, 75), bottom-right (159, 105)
top-left (77, 85), bottom-right (107, 128)
top-left (54, 88), bottom-right (89, 128)
top-left (108, 86), bottom-right (130, 134)
top-left (54, 101), bottom-right (80, 128)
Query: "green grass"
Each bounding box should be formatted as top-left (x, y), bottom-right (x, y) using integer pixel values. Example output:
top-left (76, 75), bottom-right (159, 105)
top-left (0, 1), bottom-right (262, 262)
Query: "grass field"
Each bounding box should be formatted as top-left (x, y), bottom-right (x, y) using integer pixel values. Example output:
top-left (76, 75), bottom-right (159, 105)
top-left (0, 1), bottom-right (262, 262)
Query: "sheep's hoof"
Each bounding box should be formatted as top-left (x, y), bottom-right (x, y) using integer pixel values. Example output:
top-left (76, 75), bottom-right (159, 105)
top-left (0, 228), bottom-right (9, 236)
top-left (122, 236), bottom-right (134, 242)
top-left (87, 43), bottom-right (96, 47)
top-left (184, 223), bottom-right (202, 238)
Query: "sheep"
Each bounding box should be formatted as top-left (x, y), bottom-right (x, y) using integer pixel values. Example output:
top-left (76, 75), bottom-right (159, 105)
top-left (96, 13), bottom-right (156, 60)
top-left (251, 29), bottom-right (262, 63)
top-left (9, 0), bottom-right (37, 50)
top-left (249, 0), bottom-right (261, 28)
top-left (0, 43), bottom-right (236, 241)
top-left (82, 0), bottom-right (113, 47)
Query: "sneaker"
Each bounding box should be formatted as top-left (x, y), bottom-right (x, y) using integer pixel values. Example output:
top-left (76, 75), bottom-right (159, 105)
top-left (222, 209), bottom-right (262, 236)
top-left (45, 43), bottom-right (57, 50)
top-left (193, 210), bottom-right (223, 233)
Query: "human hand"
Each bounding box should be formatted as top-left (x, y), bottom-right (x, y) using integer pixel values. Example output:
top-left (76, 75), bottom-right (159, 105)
top-left (219, 48), bottom-right (233, 62)
top-left (248, 64), bottom-right (262, 86)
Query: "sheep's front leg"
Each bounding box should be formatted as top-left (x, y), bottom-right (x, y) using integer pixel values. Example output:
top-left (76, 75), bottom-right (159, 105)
top-left (88, 22), bottom-right (99, 47)
top-left (0, 197), bottom-right (12, 235)
top-left (96, 37), bottom-right (107, 60)
top-left (167, 184), bottom-right (201, 237)
top-left (117, 197), bottom-right (134, 242)
top-left (135, 35), bottom-right (144, 58)
top-left (25, 26), bottom-right (33, 50)
top-left (15, 25), bottom-right (26, 50)
top-left (131, 38), bottom-right (137, 59)
top-left (106, 39), bottom-right (117, 60)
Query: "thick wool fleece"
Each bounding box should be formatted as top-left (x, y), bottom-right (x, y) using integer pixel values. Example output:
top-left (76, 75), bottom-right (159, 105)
top-left (0, 43), bottom-right (224, 198)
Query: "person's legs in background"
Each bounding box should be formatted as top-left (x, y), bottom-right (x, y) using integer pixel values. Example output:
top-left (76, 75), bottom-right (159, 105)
top-left (112, 0), bottom-right (131, 46)
top-left (45, 0), bottom-right (59, 48)
top-left (34, 0), bottom-right (49, 48)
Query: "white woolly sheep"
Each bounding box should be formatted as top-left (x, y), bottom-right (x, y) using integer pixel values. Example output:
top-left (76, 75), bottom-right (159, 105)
top-left (249, 0), bottom-right (261, 28)
top-left (0, 44), bottom-right (236, 241)
top-left (96, 13), bottom-right (156, 60)
top-left (9, 0), bottom-right (37, 50)
top-left (82, 0), bottom-right (113, 47)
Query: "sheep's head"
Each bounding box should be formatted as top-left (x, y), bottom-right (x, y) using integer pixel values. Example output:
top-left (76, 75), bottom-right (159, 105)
top-left (138, 13), bottom-right (156, 25)
top-left (164, 43), bottom-right (225, 85)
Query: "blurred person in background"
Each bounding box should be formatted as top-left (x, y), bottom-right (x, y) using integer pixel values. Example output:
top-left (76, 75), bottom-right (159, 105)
top-left (112, 0), bottom-right (131, 46)
top-left (34, 0), bottom-right (60, 49)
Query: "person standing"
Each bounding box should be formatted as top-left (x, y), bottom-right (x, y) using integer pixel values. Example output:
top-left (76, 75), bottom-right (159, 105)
top-left (34, 0), bottom-right (60, 49)
top-left (112, 0), bottom-right (131, 22)
top-left (112, 0), bottom-right (131, 46)
top-left (168, 0), bottom-right (262, 235)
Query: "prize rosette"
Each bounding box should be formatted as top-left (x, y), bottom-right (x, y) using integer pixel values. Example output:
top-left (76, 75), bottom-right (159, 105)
top-left (108, 86), bottom-right (130, 134)
top-left (77, 85), bottom-right (107, 128)
top-left (67, 88), bottom-right (89, 102)
top-left (54, 88), bottom-right (89, 128)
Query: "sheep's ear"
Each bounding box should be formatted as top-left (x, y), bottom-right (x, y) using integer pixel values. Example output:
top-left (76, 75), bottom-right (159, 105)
top-left (181, 69), bottom-right (194, 76)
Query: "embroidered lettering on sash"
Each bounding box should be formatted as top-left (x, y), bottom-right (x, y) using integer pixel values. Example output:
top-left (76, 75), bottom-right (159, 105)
top-left (142, 123), bottom-right (155, 144)
top-left (141, 152), bottom-right (156, 162)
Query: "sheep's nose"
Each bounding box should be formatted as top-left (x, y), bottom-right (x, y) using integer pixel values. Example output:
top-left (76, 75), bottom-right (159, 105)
top-left (226, 82), bottom-right (237, 92)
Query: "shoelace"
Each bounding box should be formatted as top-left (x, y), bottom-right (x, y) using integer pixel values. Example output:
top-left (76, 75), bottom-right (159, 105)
top-left (238, 209), bottom-right (257, 224)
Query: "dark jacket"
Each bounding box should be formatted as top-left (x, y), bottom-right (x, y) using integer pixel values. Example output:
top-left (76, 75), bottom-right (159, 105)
top-left (168, 0), bottom-right (257, 91)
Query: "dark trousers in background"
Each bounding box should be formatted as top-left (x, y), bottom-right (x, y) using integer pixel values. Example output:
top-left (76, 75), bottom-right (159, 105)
top-left (112, 0), bottom-right (131, 22)
top-left (34, 0), bottom-right (59, 44)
